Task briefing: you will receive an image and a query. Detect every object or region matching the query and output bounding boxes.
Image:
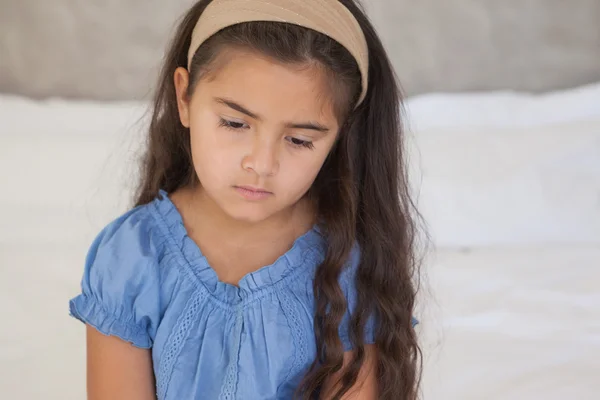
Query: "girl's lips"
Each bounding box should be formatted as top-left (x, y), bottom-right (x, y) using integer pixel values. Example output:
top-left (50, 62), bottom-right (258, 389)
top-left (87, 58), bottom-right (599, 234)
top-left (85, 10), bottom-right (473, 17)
top-left (234, 186), bottom-right (273, 201)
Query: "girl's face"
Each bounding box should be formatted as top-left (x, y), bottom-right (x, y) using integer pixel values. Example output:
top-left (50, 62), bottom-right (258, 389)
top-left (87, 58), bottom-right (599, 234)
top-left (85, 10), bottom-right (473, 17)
top-left (174, 48), bottom-right (340, 223)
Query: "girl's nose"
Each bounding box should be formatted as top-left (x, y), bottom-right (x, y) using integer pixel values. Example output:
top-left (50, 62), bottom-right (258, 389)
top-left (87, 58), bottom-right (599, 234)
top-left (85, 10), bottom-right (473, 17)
top-left (241, 136), bottom-right (280, 177)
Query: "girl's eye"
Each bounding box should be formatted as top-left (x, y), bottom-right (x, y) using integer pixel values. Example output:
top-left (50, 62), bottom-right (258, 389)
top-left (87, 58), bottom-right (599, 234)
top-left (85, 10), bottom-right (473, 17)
top-left (288, 137), bottom-right (314, 150)
top-left (219, 118), bottom-right (248, 130)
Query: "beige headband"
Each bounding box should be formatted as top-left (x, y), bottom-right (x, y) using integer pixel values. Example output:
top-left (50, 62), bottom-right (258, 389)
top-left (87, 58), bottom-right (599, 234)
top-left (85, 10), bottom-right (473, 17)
top-left (187, 0), bottom-right (369, 106)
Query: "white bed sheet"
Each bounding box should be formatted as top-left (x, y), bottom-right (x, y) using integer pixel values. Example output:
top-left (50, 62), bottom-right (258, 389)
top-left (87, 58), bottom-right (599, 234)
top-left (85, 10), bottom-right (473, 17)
top-left (418, 246), bottom-right (600, 400)
top-left (1, 83), bottom-right (599, 399)
top-left (1, 242), bottom-right (598, 399)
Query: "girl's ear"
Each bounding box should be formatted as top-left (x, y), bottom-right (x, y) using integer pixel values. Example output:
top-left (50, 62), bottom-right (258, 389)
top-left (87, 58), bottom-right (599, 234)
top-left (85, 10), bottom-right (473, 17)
top-left (174, 67), bottom-right (191, 128)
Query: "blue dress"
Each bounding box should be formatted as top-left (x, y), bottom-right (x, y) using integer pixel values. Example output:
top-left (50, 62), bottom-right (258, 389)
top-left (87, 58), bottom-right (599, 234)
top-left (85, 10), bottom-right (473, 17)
top-left (69, 190), bottom-right (415, 399)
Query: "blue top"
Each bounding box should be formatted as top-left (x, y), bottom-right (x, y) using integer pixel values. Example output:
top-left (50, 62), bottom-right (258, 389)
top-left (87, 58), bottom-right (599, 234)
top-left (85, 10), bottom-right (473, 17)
top-left (69, 190), bottom-right (416, 399)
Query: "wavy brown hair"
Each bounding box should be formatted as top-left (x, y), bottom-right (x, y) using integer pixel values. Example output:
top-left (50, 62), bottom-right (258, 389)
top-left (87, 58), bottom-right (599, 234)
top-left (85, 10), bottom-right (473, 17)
top-left (134, 0), bottom-right (423, 399)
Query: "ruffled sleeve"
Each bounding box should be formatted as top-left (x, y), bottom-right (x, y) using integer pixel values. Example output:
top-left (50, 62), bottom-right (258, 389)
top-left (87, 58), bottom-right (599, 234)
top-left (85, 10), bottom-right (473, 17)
top-left (338, 244), bottom-right (419, 352)
top-left (69, 207), bottom-right (163, 348)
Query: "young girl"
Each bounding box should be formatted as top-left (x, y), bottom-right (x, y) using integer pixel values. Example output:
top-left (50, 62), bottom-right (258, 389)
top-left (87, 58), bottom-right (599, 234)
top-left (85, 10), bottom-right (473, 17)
top-left (69, 0), bottom-right (422, 399)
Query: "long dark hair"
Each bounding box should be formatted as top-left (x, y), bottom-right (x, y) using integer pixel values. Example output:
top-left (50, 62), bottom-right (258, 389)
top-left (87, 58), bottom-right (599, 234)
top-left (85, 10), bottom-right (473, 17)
top-left (135, 1), bottom-right (423, 398)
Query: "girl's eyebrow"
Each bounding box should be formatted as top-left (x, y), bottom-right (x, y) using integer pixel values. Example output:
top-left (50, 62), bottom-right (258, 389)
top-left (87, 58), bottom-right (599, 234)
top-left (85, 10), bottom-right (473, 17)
top-left (215, 97), bottom-right (260, 120)
top-left (214, 97), bottom-right (330, 133)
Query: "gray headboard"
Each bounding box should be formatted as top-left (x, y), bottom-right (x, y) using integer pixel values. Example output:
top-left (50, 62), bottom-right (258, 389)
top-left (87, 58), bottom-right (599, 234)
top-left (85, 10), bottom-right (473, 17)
top-left (1, 0), bottom-right (599, 100)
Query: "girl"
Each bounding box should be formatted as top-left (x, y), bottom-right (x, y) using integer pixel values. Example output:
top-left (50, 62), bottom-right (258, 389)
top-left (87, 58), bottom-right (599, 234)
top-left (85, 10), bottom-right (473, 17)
top-left (69, 0), bottom-right (422, 399)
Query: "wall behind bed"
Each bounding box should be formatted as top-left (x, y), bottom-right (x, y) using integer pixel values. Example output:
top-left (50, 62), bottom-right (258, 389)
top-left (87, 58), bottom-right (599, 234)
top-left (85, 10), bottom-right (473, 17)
top-left (0, 0), bottom-right (599, 100)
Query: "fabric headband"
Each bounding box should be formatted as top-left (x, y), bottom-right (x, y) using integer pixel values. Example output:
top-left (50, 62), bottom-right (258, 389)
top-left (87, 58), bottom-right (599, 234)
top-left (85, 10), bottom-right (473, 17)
top-left (187, 0), bottom-right (369, 106)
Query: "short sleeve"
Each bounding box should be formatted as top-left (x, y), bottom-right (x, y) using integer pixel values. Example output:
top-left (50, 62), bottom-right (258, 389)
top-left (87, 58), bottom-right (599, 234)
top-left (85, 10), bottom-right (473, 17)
top-left (338, 244), bottom-right (419, 352)
top-left (69, 208), bottom-right (162, 348)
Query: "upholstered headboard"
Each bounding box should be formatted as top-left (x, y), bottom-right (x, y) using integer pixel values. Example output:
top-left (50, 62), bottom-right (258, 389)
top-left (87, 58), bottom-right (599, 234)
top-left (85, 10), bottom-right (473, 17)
top-left (1, 0), bottom-right (599, 100)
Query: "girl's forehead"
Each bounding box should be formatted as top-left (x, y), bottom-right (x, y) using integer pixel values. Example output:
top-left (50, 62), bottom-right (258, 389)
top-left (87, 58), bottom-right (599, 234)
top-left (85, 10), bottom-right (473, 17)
top-left (199, 48), bottom-right (338, 123)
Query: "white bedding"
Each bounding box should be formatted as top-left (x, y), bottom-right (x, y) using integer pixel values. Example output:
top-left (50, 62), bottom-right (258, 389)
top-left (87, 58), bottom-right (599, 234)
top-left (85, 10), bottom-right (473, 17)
top-left (0, 82), bottom-right (599, 399)
top-left (419, 246), bottom-right (600, 400)
top-left (404, 82), bottom-right (600, 247)
top-left (2, 243), bottom-right (598, 399)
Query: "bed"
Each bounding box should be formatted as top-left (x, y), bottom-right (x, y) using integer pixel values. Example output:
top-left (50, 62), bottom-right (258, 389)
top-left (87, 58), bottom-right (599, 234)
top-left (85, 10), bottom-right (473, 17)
top-left (1, 81), bottom-right (599, 399)
top-left (2, 0), bottom-right (600, 398)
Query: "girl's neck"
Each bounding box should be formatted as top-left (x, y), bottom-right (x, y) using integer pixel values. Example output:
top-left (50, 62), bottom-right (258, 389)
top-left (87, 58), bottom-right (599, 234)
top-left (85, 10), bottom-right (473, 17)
top-left (173, 184), bottom-right (315, 250)
top-left (170, 184), bottom-right (316, 285)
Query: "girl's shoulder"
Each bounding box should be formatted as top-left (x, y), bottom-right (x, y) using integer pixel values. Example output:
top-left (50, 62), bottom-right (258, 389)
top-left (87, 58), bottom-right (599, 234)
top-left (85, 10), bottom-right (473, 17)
top-left (80, 189), bottom-right (198, 270)
top-left (80, 192), bottom-right (175, 271)
top-left (68, 191), bottom-right (185, 348)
